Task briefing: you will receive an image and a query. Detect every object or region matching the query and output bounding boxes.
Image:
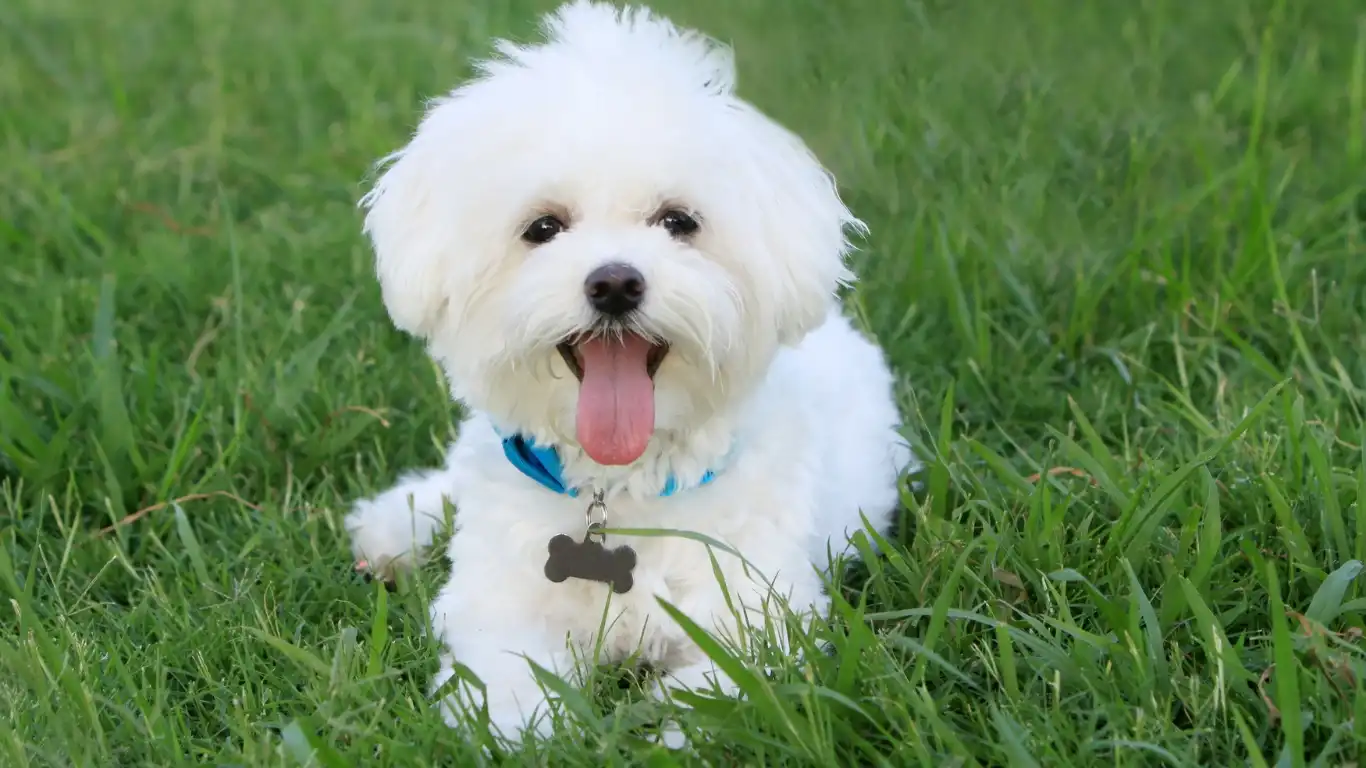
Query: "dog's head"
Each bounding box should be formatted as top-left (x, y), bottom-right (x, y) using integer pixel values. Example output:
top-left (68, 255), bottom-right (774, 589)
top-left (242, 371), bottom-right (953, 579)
top-left (361, 1), bottom-right (861, 466)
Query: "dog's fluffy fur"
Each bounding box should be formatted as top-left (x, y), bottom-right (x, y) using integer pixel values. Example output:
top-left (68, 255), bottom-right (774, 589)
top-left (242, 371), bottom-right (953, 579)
top-left (346, 0), bottom-right (915, 744)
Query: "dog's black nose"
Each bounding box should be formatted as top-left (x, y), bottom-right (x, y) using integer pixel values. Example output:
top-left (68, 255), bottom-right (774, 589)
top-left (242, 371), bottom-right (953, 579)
top-left (584, 263), bottom-right (646, 317)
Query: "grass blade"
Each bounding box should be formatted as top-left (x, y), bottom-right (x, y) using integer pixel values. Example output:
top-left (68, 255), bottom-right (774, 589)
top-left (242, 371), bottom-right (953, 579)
top-left (1121, 557), bottom-right (1170, 697)
top-left (172, 503), bottom-right (212, 587)
top-left (1303, 559), bottom-right (1364, 626)
top-left (1265, 561), bottom-right (1304, 768)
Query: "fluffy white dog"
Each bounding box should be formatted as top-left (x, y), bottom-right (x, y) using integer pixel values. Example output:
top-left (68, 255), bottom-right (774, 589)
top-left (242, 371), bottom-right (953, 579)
top-left (345, 0), bottom-right (915, 745)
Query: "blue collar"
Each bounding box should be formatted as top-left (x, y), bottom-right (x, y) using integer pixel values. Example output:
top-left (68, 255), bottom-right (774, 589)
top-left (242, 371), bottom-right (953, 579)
top-left (499, 433), bottom-right (716, 498)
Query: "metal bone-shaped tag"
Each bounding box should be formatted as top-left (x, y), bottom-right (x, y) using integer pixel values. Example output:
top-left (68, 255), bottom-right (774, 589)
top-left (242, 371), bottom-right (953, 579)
top-left (544, 524), bottom-right (636, 594)
top-left (545, 491), bottom-right (635, 594)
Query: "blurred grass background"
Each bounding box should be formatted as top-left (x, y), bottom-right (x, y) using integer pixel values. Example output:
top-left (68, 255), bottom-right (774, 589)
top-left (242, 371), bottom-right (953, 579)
top-left (2, 0), bottom-right (1366, 764)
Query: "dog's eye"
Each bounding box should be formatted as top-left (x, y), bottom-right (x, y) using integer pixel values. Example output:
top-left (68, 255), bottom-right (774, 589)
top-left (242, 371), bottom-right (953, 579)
top-left (522, 215), bottom-right (565, 245)
top-left (657, 209), bottom-right (699, 238)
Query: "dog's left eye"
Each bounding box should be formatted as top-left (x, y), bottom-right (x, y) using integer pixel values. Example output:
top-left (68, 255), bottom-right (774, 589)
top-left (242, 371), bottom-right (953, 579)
top-left (522, 215), bottom-right (566, 245)
top-left (657, 209), bottom-right (699, 238)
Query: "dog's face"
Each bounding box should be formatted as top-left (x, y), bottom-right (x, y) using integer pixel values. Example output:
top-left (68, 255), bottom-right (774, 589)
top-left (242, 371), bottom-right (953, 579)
top-left (361, 2), bottom-right (861, 466)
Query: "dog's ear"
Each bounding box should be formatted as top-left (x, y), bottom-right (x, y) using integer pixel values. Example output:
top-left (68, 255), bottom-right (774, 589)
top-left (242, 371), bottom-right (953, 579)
top-left (728, 104), bottom-right (864, 347)
top-left (362, 84), bottom-right (508, 340)
top-left (359, 126), bottom-right (456, 339)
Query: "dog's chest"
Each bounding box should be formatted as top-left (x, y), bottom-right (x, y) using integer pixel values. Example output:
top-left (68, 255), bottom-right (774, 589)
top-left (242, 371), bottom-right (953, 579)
top-left (546, 552), bottom-right (711, 662)
top-left (541, 508), bottom-right (771, 659)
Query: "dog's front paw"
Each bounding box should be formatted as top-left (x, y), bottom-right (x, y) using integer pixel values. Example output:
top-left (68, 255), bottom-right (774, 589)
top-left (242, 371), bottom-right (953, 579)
top-left (344, 491), bottom-right (443, 581)
top-left (489, 703), bottom-right (554, 748)
top-left (438, 692), bottom-right (555, 752)
top-left (648, 721), bottom-right (689, 750)
top-left (344, 501), bottom-right (416, 582)
top-left (343, 466), bottom-right (455, 582)
top-left (431, 656), bottom-right (557, 749)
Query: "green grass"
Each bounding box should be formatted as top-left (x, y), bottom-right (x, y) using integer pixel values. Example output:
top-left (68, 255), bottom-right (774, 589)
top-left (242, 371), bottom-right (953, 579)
top-left (3, 0), bottom-right (1366, 764)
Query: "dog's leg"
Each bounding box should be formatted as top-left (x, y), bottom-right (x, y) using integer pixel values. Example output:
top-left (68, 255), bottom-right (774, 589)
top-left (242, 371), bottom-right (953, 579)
top-left (649, 568), bottom-right (830, 749)
top-left (428, 587), bottom-right (579, 745)
top-left (644, 657), bottom-right (738, 749)
top-left (345, 460), bottom-right (456, 581)
top-left (430, 644), bottom-right (571, 746)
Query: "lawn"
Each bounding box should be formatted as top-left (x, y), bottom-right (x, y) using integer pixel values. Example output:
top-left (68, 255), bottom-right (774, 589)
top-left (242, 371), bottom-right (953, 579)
top-left (3, 0), bottom-right (1365, 764)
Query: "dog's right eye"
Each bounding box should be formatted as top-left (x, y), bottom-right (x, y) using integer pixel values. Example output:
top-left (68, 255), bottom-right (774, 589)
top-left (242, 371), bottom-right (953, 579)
top-left (522, 215), bottom-right (565, 245)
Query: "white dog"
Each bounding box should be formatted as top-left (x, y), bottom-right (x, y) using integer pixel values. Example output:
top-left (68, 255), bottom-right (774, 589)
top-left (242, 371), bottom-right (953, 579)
top-left (345, 0), bottom-right (915, 746)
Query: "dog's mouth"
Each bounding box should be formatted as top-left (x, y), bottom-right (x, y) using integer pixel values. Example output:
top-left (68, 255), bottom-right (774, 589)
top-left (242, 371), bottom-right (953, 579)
top-left (556, 336), bottom-right (669, 382)
top-left (557, 332), bottom-right (669, 466)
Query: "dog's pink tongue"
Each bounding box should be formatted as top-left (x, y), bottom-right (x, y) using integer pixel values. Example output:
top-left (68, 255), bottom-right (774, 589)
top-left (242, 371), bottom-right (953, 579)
top-left (575, 335), bottom-right (655, 466)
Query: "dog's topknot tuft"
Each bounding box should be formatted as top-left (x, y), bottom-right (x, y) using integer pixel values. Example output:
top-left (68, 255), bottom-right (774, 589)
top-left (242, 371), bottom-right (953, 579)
top-left (477, 1), bottom-right (736, 98)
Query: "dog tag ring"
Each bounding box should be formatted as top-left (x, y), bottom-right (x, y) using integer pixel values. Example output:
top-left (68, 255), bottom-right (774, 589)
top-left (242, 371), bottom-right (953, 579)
top-left (543, 490), bottom-right (637, 594)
